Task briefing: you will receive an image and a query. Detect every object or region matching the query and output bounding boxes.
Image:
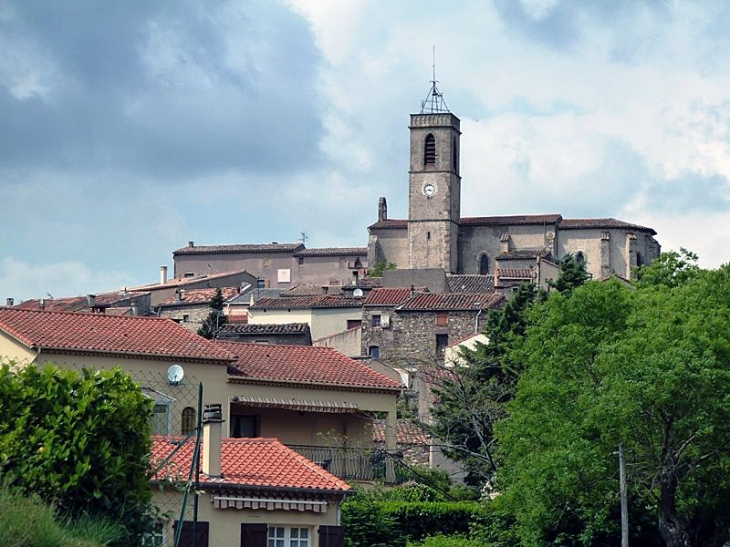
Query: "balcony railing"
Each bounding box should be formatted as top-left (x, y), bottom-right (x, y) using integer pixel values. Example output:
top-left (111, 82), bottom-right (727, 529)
top-left (287, 444), bottom-right (398, 482)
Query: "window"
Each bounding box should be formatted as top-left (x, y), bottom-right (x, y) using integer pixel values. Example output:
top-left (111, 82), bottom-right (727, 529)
top-left (268, 527), bottom-right (310, 547)
top-left (368, 346), bottom-right (380, 360)
top-left (298, 257), bottom-right (304, 265)
top-left (263, 259), bottom-right (271, 269)
top-left (575, 251), bottom-right (585, 264)
top-left (184, 272), bottom-right (195, 278)
top-left (181, 407), bottom-right (196, 435)
top-left (424, 134), bottom-right (436, 165)
top-left (436, 334), bottom-right (449, 355)
top-left (479, 254), bottom-right (489, 275)
top-left (436, 311), bottom-right (448, 326)
top-left (453, 137), bottom-right (459, 174)
top-left (347, 319), bottom-right (362, 330)
top-left (231, 414), bottom-right (259, 438)
top-left (636, 251), bottom-right (644, 267)
top-left (144, 522), bottom-right (166, 547)
top-left (182, 314), bottom-right (190, 323)
top-left (150, 404), bottom-right (170, 435)
top-left (371, 314), bottom-right (381, 327)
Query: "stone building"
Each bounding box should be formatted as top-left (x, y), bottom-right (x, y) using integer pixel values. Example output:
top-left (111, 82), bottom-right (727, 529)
top-left (367, 83), bottom-right (660, 282)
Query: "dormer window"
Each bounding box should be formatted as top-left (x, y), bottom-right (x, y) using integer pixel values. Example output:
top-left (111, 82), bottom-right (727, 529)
top-left (424, 134), bottom-right (436, 166)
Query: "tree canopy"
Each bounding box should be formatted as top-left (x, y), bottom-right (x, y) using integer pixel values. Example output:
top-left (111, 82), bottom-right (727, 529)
top-left (198, 287), bottom-right (227, 339)
top-left (495, 253), bottom-right (730, 546)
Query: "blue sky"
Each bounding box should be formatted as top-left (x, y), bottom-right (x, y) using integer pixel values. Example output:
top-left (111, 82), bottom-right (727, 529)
top-left (2, 0), bottom-right (730, 301)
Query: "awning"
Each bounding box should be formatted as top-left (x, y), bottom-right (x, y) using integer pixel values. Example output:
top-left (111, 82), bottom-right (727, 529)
top-left (211, 495), bottom-right (328, 513)
top-left (230, 395), bottom-right (359, 414)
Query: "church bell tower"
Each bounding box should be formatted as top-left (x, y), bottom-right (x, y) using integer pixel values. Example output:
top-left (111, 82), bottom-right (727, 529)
top-left (407, 79), bottom-right (461, 272)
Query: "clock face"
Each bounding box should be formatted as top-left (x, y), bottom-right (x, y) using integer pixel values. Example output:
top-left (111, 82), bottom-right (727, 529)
top-left (423, 183), bottom-right (436, 197)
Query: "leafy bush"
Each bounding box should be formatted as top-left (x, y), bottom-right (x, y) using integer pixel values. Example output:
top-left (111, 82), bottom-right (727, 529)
top-left (0, 364), bottom-right (154, 545)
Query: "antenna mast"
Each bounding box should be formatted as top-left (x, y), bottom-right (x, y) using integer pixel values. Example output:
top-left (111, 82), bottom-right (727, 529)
top-left (421, 45), bottom-right (450, 114)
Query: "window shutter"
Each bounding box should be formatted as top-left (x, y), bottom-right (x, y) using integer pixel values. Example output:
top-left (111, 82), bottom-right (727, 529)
top-left (173, 521), bottom-right (209, 547)
top-left (241, 523), bottom-right (267, 547)
top-left (319, 525), bottom-right (345, 547)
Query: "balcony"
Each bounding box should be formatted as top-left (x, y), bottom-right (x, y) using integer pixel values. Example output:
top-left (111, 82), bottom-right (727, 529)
top-left (287, 444), bottom-right (399, 483)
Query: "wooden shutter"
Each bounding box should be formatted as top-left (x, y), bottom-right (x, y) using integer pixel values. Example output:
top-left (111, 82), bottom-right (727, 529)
top-left (173, 521), bottom-right (209, 547)
top-left (241, 523), bottom-right (267, 547)
top-left (319, 525), bottom-right (345, 547)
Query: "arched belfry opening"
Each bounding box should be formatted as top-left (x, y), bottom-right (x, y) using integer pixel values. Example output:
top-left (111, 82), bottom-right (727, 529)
top-left (424, 134), bottom-right (436, 166)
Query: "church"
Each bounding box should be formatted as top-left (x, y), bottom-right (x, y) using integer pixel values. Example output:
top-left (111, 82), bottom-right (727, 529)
top-left (367, 82), bottom-right (661, 286)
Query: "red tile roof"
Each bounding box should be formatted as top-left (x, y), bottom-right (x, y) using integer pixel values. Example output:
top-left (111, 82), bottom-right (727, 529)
top-left (398, 292), bottom-right (505, 311)
top-left (15, 291), bottom-right (146, 312)
top-left (372, 420), bottom-right (430, 445)
top-left (0, 308), bottom-right (235, 363)
top-left (447, 275), bottom-right (494, 293)
top-left (218, 323), bottom-right (310, 336)
top-left (496, 268), bottom-right (535, 279)
top-left (217, 341), bottom-right (402, 391)
top-left (250, 295), bottom-right (363, 310)
top-left (363, 287), bottom-right (416, 307)
top-left (295, 247), bottom-right (367, 257)
top-left (159, 287), bottom-right (241, 306)
top-left (131, 269), bottom-right (253, 291)
top-left (150, 436), bottom-right (350, 492)
top-left (559, 218), bottom-right (657, 234)
top-left (173, 243), bottom-right (304, 255)
top-left (367, 219), bottom-right (408, 230)
top-left (496, 249), bottom-right (551, 260)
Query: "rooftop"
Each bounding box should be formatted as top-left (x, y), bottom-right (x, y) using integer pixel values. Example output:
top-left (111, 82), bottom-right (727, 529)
top-left (0, 308), bottom-right (235, 363)
top-left (150, 436), bottom-right (350, 492)
top-left (218, 341), bottom-right (402, 391)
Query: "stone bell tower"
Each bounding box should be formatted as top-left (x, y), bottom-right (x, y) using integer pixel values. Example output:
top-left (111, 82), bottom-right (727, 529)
top-left (407, 79), bottom-right (461, 273)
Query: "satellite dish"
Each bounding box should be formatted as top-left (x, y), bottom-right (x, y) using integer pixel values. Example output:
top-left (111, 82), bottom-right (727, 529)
top-left (353, 288), bottom-right (364, 298)
top-left (167, 364), bottom-right (185, 385)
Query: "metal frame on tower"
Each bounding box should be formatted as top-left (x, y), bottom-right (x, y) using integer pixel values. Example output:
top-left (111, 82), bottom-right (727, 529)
top-left (420, 46), bottom-right (450, 114)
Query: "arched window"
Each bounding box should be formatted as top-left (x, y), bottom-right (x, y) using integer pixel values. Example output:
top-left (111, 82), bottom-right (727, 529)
top-left (479, 254), bottom-right (489, 275)
top-left (181, 406), bottom-right (196, 435)
top-left (424, 134), bottom-right (436, 166)
top-left (575, 251), bottom-right (585, 264)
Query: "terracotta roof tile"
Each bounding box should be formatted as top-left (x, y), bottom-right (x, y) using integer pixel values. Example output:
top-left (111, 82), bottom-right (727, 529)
top-left (447, 275), bottom-right (494, 293)
top-left (372, 420), bottom-right (430, 445)
top-left (159, 287), bottom-right (241, 306)
top-left (398, 292), bottom-right (505, 311)
top-left (16, 291), bottom-right (145, 312)
top-left (461, 214), bottom-right (562, 226)
top-left (294, 247), bottom-right (367, 257)
top-left (131, 269), bottom-right (252, 291)
top-left (281, 284), bottom-right (327, 297)
top-left (559, 218), bottom-right (657, 234)
top-left (218, 323), bottom-right (309, 336)
top-left (250, 295), bottom-right (363, 310)
top-left (218, 341), bottom-right (402, 391)
top-left (363, 288), bottom-right (415, 307)
top-left (173, 243), bottom-right (304, 255)
top-left (0, 308), bottom-right (235, 363)
top-left (150, 436), bottom-right (350, 492)
top-left (496, 268), bottom-right (535, 279)
top-left (367, 219), bottom-right (408, 230)
top-left (356, 277), bottom-right (383, 289)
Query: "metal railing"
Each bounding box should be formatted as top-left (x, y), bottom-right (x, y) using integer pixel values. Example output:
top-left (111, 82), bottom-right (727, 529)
top-left (287, 444), bottom-right (394, 482)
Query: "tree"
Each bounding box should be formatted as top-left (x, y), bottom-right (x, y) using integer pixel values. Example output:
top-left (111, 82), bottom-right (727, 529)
top-left (368, 260), bottom-right (397, 277)
top-left (0, 364), bottom-right (154, 545)
top-left (496, 261), bottom-right (730, 547)
top-left (547, 252), bottom-right (591, 294)
top-left (197, 287), bottom-right (227, 339)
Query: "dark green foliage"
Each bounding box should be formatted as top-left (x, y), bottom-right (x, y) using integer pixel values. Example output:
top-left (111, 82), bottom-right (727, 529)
top-left (547, 252), bottom-right (591, 294)
top-left (635, 247), bottom-right (700, 288)
top-left (342, 498), bottom-right (485, 547)
top-left (430, 282), bottom-right (538, 484)
top-left (0, 364), bottom-right (154, 545)
top-left (367, 259), bottom-right (397, 277)
top-left (197, 287), bottom-right (227, 339)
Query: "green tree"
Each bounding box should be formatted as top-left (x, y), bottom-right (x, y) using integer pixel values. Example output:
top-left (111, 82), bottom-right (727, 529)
top-left (547, 252), bottom-right (591, 294)
top-left (496, 262), bottom-right (730, 547)
top-left (368, 260), bottom-right (397, 277)
top-left (0, 364), bottom-right (154, 545)
top-left (197, 287), bottom-right (227, 339)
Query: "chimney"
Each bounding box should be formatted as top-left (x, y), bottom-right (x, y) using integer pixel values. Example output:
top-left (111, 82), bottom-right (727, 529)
top-left (5, 298), bottom-right (13, 307)
top-left (39, 298), bottom-right (45, 309)
top-left (160, 265), bottom-right (168, 285)
top-left (202, 403), bottom-right (224, 477)
top-left (87, 294), bottom-right (96, 308)
top-left (131, 299), bottom-right (138, 316)
top-left (378, 197), bottom-right (388, 222)
top-left (188, 241), bottom-right (194, 248)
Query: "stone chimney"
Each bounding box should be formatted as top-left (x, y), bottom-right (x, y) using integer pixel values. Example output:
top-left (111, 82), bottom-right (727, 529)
top-left (160, 266), bottom-right (168, 285)
top-left (378, 197), bottom-right (388, 222)
top-left (202, 403), bottom-right (224, 477)
top-left (87, 294), bottom-right (96, 308)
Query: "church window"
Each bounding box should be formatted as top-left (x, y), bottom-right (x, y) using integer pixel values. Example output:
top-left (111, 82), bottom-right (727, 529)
top-left (575, 252), bottom-right (585, 264)
top-left (424, 134), bottom-right (436, 165)
top-left (479, 254), bottom-right (489, 275)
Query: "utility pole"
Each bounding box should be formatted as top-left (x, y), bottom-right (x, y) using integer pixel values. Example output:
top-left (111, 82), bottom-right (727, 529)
top-left (619, 443), bottom-right (629, 547)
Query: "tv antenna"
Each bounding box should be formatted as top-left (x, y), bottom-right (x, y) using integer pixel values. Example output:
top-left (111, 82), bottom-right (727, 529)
top-left (300, 231), bottom-right (309, 246)
top-left (421, 45), bottom-right (450, 114)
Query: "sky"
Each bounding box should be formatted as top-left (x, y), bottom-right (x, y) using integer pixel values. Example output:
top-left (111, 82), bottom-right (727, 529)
top-left (2, 0), bottom-right (730, 302)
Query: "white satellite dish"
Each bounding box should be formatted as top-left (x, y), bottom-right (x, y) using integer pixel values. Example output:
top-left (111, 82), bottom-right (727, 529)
top-left (167, 364), bottom-right (185, 385)
top-left (353, 288), bottom-right (364, 298)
